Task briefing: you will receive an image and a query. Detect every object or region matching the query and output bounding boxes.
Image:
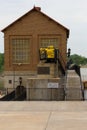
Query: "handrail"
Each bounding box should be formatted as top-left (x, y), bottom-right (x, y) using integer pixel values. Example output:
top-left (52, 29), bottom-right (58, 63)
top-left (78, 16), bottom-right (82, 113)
top-left (0, 90), bottom-right (15, 101)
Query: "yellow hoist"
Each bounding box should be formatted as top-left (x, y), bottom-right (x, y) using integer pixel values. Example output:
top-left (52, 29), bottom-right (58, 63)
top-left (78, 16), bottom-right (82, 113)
top-left (39, 46), bottom-right (58, 62)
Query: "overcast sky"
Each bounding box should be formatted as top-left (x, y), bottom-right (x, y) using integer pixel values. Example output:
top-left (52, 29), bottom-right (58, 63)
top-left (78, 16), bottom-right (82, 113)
top-left (0, 0), bottom-right (87, 57)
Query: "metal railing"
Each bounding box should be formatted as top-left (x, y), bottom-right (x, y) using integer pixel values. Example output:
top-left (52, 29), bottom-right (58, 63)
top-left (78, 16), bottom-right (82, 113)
top-left (0, 90), bottom-right (15, 101)
top-left (0, 87), bottom-right (26, 101)
top-left (57, 50), bottom-right (66, 75)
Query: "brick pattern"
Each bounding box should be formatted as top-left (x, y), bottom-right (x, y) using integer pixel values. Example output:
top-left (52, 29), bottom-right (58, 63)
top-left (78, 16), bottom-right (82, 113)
top-left (4, 10), bottom-right (68, 72)
top-left (3, 9), bottom-right (69, 90)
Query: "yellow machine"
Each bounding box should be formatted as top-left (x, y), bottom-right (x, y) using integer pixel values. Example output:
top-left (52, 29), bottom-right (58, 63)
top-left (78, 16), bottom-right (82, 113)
top-left (39, 46), bottom-right (58, 62)
top-left (45, 46), bottom-right (55, 59)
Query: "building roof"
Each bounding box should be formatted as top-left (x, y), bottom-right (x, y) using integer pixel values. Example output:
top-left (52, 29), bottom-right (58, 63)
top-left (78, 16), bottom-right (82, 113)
top-left (1, 6), bottom-right (69, 38)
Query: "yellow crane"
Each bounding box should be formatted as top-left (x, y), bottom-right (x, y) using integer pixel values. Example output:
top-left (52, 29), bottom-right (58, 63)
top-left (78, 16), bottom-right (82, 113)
top-left (39, 45), bottom-right (58, 62)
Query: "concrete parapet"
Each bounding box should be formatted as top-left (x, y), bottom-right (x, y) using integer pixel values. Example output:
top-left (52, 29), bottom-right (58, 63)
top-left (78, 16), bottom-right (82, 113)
top-left (26, 78), bottom-right (65, 101)
top-left (66, 70), bottom-right (83, 100)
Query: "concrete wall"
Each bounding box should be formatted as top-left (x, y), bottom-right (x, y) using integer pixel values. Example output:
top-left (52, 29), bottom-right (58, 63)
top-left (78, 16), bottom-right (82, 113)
top-left (26, 78), bottom-right (65, 101)
top-left (65, 70), bottom-right (83, 100)
top-left (4, 71), bottom-right (37, 90)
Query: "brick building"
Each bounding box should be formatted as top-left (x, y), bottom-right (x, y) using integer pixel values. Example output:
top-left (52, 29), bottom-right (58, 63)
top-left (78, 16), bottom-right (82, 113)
top-left (2, 7), bottom-right (69, 91)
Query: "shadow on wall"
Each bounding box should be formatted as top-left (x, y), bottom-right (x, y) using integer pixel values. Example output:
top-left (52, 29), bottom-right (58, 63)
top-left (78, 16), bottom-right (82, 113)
top-left (15, 85), bottom-right (26, 98)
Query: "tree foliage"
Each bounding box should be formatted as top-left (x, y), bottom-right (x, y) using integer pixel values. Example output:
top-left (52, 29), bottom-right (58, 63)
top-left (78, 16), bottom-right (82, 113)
top-left (70, 54), bottom-right (87, 65)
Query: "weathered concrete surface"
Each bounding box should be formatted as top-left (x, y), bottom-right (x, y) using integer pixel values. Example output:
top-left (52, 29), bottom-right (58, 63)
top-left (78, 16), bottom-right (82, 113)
top-left (26, 78), bottom-right (64, 101)
top-left (66, 70), bottom-right (83, 100)
top-left (0, 101), bottom-right (87, 130)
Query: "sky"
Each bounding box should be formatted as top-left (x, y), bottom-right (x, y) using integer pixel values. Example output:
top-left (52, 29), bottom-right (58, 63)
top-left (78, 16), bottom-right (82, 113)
top-left (0, 0), bottom-right (87, 57)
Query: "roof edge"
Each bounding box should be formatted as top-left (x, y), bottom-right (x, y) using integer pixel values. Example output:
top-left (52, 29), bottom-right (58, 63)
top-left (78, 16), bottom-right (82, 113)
top-left (1, 6), bottom-right (70, 38)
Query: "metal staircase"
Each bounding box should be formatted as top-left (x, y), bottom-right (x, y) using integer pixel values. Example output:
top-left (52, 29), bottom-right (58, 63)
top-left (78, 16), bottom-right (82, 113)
top-left (0, 90), bottom-right (15, 101)
top-left (0, 89), bottom-right (26, 101)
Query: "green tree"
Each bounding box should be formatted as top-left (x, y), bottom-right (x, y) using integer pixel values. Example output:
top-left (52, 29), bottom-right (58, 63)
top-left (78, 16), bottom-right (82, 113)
top-left (70, 54), bottom-right (87, 65)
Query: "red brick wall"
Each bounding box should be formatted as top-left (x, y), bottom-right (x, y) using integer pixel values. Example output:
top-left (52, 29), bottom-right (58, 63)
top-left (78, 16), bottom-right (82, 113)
top-left (4, 10), bottom-right (68, 72)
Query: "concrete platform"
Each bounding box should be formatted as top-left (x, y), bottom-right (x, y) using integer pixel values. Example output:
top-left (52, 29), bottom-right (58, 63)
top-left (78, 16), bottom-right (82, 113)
top-left (0, 101), bottom-right (87, 130)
